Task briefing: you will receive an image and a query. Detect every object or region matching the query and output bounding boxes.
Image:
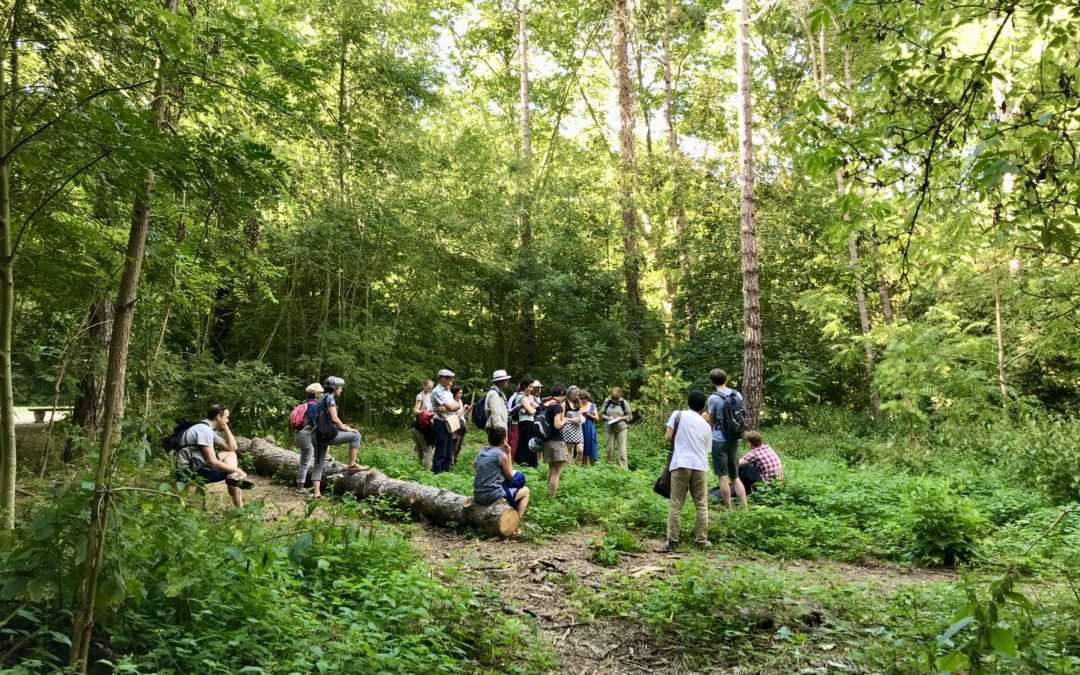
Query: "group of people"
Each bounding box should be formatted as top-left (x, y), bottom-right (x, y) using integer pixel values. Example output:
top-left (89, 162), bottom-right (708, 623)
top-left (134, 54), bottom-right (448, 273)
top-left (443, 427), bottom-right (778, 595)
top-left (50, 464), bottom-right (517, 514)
top-left (410, 369), bottom-right (637, 502)
top-left (663, 369), bottom-right (784, 550)
top-left (171, 366), bottom-right (784, 547)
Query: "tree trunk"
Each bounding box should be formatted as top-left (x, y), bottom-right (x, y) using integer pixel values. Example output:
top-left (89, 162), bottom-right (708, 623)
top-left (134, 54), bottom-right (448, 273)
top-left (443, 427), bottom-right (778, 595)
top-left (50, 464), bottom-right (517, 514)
top-left (829, 43), bottom-right (879, 419)
top-left (661, 0), bottom-right (696, 341)
top-left (67, 298), bottom-right (114, 461)
top-left (0, 7), bottom-right (16, 531)
top-left (847, 232), bottom-right (879, 417)
top-left (615, 0), bottom-right (645, 397)
top-left (337, 37), bottom-right (348, 202)
top-left (993, 260), bottom-right (1007, 400)
top-left (736, 0), bottom-right (762, 430)
top-left (69, 1), bottom-right (177, 666)
top-left (871, 243), bottom-right (895, 324)
top-left (518, 0), bottom-right (536, 371)
top-left (238, 437), bottom-right (520, 537)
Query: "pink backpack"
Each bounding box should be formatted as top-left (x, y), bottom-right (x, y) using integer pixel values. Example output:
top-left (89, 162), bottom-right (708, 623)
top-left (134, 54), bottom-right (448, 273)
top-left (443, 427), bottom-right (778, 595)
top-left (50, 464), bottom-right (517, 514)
top-left (289, 401), bottom-right (311, 430)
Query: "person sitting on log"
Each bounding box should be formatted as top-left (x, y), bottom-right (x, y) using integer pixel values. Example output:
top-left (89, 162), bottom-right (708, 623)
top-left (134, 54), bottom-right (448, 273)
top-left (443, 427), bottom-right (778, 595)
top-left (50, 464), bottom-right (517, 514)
top-left (473, 426), bottom-right (530, 534)
top-left (174, 403), bottom-right (254, 508)
top-left (310, 376), bottom-right (362, 500)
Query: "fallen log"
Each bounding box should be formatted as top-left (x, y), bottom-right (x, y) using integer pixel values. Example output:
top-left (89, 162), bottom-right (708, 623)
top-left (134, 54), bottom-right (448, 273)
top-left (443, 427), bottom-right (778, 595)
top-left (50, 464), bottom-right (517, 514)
top-left (236, 436), bottom-right (520, 538)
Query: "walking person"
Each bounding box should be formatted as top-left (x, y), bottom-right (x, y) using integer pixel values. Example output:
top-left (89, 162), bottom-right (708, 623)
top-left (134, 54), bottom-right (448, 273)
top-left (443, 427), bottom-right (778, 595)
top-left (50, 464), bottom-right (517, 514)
top-left (561, 390), bottom-right (585, 464)
top-left (472, 426), bottom-right (531, 534)
top-left (516, 380), bottom-right (541, 468)
top-left (600, 387), bottom-right (632, 468)
top-left (579, 390), bottom-right (599, 466)
top-left (541, 384), bottom-right (569, 499)
top-left (295, 382), bottom-right (325, 493)
top-left (310, 376), bottom-right (363, 500)
top-left (431, 369), bottom-right (460, 474)
top-left (412, 379), bottom-right (435, 471)
top-left (704, 369), bottom-right (747, 509)
top-left (665, 391), bottom-right (712, 551)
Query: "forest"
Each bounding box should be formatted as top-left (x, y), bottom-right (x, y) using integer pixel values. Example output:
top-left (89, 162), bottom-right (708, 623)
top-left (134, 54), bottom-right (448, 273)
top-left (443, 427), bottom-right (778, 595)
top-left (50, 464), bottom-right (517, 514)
top-left (0, 0), bottom-right (1078, 671)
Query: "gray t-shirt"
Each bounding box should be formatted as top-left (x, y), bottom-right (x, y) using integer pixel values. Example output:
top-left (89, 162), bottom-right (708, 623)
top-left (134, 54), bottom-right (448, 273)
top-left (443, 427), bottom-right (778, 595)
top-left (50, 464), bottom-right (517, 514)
top-left (473, 446), bottom-right (506, 506)
top-left (175, 420), bottom-right (221, 471)
top-left (707, 389), bottom-right (743, 442)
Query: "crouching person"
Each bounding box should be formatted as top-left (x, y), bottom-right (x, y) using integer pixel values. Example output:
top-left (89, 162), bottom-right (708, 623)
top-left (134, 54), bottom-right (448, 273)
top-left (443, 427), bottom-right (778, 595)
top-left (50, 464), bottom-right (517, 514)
top-left (175, 404), bottom-right (254, 508)
top-left (737, 430), bottom-right (784, 496)
top-left (665, 390), bottom-right (712, 551)
top-left (472, 427), bottom-right (530, 535)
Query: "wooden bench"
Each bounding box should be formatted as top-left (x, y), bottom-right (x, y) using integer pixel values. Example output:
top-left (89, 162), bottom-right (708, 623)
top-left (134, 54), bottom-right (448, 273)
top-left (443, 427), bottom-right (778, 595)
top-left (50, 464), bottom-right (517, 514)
top-left (27, 407), bottom-right (71, 423)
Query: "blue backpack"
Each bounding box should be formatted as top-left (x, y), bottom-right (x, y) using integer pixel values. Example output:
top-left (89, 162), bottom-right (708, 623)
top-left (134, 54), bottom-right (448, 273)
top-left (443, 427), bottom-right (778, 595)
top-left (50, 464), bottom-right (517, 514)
top-left (471, 389), bottom-right (491, 429)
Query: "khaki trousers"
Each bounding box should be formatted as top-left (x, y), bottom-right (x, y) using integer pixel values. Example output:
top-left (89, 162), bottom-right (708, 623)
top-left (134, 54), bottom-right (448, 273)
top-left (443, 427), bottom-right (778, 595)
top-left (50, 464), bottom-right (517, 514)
top-left (667, 468), bottom-right (709, 544)
top-left (412, 427), bottom-right (433, 472)
top-left (606, 426), bottom-right (628, 468)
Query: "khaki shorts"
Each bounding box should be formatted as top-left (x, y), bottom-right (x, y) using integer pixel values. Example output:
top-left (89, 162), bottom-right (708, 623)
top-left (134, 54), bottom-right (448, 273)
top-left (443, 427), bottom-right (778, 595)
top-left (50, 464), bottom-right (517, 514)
top-left (543, 440), bottom-right (569, 464)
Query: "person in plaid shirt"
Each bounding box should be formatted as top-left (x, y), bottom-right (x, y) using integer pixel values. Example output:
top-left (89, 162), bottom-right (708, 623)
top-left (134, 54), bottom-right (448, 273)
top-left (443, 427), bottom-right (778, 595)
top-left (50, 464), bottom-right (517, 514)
top-left (738, 431), bottom-right (783, 494)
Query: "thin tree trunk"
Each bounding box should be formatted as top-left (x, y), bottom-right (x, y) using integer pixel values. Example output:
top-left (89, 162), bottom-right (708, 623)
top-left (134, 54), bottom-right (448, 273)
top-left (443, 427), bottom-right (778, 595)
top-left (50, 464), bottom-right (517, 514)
top-left (847, 232), bottom-right (879, 416)
top-left (829, 42), bottom-right (879, 419)
top-left (615, 0), bottom-right (645, 397)
top-left (69, 0), bottom-right (177, 666)
top-left (871, 243), bottom-right (895, 324)
top-left (518, 0), bottom-right (536, 370)
top-left (993, 262), bottom-right (1007, 399)
top-left (0, 8), bottom-right (16, 530)
top-left (634, 40), bottom-right (652, 156)
top-left (337, 37), bottom-right (348, 201)
top-left (661, 0), bottom-right (696, 340)
top-left (736, 0), bottom-right (763, 430)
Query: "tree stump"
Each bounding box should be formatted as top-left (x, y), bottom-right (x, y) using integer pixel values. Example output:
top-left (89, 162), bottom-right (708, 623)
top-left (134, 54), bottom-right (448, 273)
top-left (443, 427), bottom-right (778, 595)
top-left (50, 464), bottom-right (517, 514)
top-left (236, 436), bottom-right (519, 538)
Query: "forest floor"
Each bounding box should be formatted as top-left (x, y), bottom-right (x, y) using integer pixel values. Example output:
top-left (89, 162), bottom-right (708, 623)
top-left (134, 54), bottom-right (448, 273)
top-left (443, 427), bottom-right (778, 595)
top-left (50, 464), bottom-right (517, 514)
top-left (10, 424), bottom-right (965, 673)
top-left (238, 475), bottom-right (957, 674)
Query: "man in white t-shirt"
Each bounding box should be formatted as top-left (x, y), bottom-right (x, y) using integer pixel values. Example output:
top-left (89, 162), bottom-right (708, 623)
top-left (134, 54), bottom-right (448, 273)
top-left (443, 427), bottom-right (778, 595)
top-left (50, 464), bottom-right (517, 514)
top-left (664, 390), bottom-right (713, 551)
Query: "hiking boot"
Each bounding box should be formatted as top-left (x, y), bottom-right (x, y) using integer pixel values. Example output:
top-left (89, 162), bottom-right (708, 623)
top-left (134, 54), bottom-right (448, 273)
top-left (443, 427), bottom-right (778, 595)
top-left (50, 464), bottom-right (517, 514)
top-left (665, 540), bottom-right (679, 552)
top-left (226, 474), bottom-right (254, 490)
top-left (695, 540), bottom-right (713, 550)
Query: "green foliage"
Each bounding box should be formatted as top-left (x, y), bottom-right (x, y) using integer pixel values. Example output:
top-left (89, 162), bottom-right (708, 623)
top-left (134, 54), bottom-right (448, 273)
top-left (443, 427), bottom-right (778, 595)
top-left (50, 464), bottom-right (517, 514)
top-left (0, 480), bottom-right (555, 673)
top-left (637, 344), bottom-right (692, 427)
top-left (904, 484), bottom-right (988, 567)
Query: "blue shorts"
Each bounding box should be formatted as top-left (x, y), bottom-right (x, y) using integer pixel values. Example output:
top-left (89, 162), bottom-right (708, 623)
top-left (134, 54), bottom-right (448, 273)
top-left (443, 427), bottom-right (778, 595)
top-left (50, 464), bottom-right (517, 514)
top-left (176, 465), bottom-right (230, 485)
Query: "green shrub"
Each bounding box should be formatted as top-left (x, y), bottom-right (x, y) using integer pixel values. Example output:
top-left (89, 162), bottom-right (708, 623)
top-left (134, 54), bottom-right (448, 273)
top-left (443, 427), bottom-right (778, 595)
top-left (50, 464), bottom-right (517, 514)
top-left (904, 484), bottom-right (987, 566)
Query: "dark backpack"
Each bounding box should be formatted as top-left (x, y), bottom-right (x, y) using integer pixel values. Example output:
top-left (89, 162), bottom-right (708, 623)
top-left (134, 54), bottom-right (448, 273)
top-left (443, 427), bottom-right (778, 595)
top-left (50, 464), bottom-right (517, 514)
top-left (715, 391), bottom-right (747, 440)
top-left (533, 401), bottom-right (556, 441)
top-left (314, 397), bottom-right (338, 444)
top-left (163, 420), bottom-right (199, 452)
top-left (164, 420), bottom-right (210, 473)
top-left (471, 390), bottom-right (491, 429)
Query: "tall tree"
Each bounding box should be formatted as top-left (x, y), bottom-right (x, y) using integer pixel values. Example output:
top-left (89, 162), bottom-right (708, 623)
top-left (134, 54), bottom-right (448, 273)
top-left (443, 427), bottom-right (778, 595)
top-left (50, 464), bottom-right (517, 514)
top-left (0, 3), bottom-right (16, 531)
top-left (518, 0), bottom-right (537, 369)
top-left (661, 0), bottom-right (696, 340)
top-left (615, 0), bottom-right (645, 396)
top-left (736, 0), bottom-right (762, 428)
top-left (69, 0), bottom-right (178, 666)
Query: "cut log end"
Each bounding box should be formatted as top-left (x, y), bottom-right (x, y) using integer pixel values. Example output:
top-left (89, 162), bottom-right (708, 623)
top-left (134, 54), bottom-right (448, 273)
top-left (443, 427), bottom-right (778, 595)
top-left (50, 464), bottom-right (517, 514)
top-left (496, 508), bottom-right (520, 538)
